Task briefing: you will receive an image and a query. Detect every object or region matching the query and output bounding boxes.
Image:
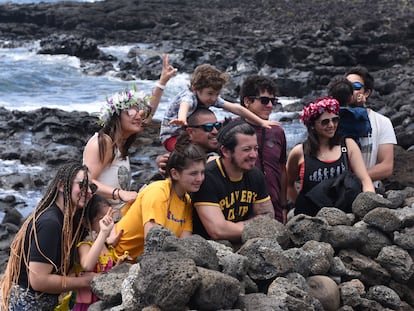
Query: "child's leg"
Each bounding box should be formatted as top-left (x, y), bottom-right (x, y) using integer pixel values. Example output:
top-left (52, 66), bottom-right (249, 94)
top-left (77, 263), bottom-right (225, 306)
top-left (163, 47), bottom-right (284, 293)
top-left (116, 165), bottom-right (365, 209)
top-left (163, 136), bottom-right (177, 152)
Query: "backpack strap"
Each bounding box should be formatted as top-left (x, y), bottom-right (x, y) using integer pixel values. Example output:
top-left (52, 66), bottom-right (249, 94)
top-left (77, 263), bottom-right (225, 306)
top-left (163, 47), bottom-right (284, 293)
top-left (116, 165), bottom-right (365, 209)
top-left (341, 139), bottom-right (349, 171)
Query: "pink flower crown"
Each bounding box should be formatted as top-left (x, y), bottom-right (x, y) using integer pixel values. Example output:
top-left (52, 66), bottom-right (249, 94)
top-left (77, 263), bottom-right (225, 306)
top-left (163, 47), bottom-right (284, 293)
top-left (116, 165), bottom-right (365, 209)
top-left (300, 97), bottom-right (340, 126)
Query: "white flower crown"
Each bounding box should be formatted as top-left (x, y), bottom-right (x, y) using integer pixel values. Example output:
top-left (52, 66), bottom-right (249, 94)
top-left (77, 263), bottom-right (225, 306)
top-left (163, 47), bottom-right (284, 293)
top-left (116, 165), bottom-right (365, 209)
top-left (98, 85), bottom-right (152, 126)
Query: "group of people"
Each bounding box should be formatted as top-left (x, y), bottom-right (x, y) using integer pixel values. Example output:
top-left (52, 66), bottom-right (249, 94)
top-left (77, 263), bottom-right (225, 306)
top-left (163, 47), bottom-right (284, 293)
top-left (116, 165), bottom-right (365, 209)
top-left (0, 53), bottom-right (396, 310)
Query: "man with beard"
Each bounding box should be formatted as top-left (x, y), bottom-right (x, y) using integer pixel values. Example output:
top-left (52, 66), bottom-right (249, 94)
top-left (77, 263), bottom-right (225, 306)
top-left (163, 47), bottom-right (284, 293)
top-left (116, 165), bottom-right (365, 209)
top-left (192, 120), bottom-right (275, 242)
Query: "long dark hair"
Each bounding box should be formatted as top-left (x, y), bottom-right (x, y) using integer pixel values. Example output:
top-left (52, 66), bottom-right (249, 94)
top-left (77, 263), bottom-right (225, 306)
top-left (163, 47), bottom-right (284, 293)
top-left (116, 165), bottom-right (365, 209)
top-left (303, 119), bottom-right (342, 157)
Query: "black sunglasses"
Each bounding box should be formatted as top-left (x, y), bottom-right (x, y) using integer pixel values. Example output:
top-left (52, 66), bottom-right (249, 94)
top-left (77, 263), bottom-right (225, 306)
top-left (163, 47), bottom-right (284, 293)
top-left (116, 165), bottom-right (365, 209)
top-left (318, 116), bottom-right (340, 126)
top-left (352, 82), bottom-right (364, 91)
top-left (75, 179), bottom-right (97, 194)
top-left (189, 122), bottom-right (222, 132)
top-left (249, 96), bottom-right (278, 106)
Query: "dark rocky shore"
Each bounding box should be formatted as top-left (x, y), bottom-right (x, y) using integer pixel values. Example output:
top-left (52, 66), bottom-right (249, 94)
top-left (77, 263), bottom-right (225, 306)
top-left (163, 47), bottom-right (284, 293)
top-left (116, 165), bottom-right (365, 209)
top-left (0, 0), bottom-right (414, 310)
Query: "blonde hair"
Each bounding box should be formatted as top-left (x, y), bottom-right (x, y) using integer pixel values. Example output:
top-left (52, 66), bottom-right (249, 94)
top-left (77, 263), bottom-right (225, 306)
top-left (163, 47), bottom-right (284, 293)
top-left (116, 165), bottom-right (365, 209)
top-left (1, 162), bottom-right (89, 309)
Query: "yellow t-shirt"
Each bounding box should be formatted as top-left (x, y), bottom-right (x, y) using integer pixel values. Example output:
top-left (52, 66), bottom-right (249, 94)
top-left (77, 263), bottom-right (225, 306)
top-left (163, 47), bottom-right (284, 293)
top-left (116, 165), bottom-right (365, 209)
top-left (114, 179), bottom-right (192, 260)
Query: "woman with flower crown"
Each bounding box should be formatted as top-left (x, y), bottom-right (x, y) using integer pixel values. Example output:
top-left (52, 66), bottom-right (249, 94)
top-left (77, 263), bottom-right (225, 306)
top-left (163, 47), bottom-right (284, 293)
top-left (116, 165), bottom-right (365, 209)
top-left (286, 97), bottom-right (374, 217)
top-left (83, 54), bottom-right (177, 221)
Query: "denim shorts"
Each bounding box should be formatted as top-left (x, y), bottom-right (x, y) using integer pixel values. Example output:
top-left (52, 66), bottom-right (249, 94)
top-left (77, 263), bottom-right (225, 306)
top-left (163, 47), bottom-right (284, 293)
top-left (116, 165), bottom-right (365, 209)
top-left (8, 284), bottom-right (58, 311)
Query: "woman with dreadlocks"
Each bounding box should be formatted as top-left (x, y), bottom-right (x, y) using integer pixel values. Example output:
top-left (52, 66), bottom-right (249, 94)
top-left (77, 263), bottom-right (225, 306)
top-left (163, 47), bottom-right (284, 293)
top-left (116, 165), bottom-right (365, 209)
top-left (83, 54), bottom-right (177, 221)
top-left (1, 162), bottom-right (97, 310)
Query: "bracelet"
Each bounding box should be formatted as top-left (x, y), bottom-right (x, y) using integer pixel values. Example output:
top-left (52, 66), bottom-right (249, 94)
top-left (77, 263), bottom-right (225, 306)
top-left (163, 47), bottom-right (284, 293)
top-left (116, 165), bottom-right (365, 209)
top-left (117, 188), bottom-right (125, 202)
top-left (112, 188), bottom-right (119, 200)
top-left (155, 82), bottom-right (166, 90)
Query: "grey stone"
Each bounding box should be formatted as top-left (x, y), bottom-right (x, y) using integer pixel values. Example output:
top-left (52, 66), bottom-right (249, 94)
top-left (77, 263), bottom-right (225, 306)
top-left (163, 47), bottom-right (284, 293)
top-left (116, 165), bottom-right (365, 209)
top-left (207, 240), bottom-right (249, 280)
top-left (302, 240), bottom-right (335, 275)
top-left (352, 192), bottom-right (394, 219)
top-left (134, 252), bottom-right (201, 311)
top-left (242, 216), bottom-right (291, 249)
top-left (321, 225), bottom-right (366, 249)
top-left (366, 285), bottom-right (401, 310)
top-left (394, 226), bottom-right (414, 250)
top-left (316, 207), bottom-right (354, 226)
top-left (190, 266), bottom-right (241, 311)
top-left (340, 284), bottom-right (363, 307)
top-left (286, 214), bottom-right (329, 246)
top-left (236, 293), bottom-right (285, 311)
top-left (395, 206), bottom-right (414, 228)
top-left (282, 247), bottom-right (312, 277)
top-left (363, 208), bottom-right (402, 233)
top-left (143, 225), bottom-right (175, 254)
top-left (384, 190), bottom-right (406, 209)
top-left (267, 277), bottom-right (322, 311)
top-left (338, 249), bottom-right (391, 286)
top-left (91, 263), bottom-right (132, 305)
top-left (354, 221), bottom-right (393, 257)
top-left (329, 256), bottom-right (347, 276)
top-left (162, 234), bottom-right (220, 271)
top-left (237, 238), bottom-right (288, 281)
top-left (375, 245), bottom-right (414, 283)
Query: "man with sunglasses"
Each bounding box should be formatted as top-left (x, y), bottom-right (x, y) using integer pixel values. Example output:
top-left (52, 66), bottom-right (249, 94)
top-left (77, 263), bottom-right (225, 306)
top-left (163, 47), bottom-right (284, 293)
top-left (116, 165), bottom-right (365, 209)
top-left (239, 75), bottom-right (288, 224)
top-left (345, 66), bottom-right (397, 192)
top-left (156, 108), bottom-right (221, 175)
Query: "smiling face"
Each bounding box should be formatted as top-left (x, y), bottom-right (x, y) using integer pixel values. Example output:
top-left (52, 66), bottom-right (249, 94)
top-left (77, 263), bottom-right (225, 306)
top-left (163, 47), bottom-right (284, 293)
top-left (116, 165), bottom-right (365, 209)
top-left (187, 112), bottom-right (220, 152)
top-left (224, 133), bottom-right (258, 173)
top-left (170, 160), bottom-right (206, 195)
top-left (195, 87), bottom-right (221, 107)
top-left (72, 170), bottom-right (94, 209)
top-left (120, 106), bottom-right (145, 137)
top-left (244, 90), bottom-right (276, 120)
top-left (314, 111), bottom-right (340, 140)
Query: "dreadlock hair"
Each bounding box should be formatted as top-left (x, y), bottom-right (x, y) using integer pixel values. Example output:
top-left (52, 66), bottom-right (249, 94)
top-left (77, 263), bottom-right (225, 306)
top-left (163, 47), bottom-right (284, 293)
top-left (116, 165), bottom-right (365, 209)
top-left (1, 162), bottom-right (90, 310)
top-left (97, 114), bottom-right (138, 162)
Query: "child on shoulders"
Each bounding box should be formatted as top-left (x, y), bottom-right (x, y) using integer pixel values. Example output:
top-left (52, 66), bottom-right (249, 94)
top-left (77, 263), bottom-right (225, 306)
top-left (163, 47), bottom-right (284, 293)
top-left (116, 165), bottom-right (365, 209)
top-left (160, 64), bottom-right (279, 151)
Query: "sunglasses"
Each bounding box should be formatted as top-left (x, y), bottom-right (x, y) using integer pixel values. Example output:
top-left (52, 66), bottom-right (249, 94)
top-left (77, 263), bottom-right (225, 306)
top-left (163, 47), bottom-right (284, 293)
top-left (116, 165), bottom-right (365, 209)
top-left (352, 82), bottom-right (364, 91)
top-left (249, 96), bottom-right (278, 106)
top-left (127, 105), bottom-right (152, 120)
top-left (75, 179), bottom-right (97, 194)
top-left (189, 122), bottom-right (222, 132)
top-left (317, 116), bottom-right (340, 126)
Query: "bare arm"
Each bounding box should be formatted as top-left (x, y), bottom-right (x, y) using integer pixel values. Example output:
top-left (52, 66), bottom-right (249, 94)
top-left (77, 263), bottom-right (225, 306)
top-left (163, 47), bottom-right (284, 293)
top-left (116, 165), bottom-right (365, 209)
top-left (286, 145), bottom-right (303, 203)
top-left (367, 143), bottom-right (394, 181)
top-left (222, 101), bottom-right (280, 128)
top-left (169, 101), bottom-right (191, 125)
top-left (195, 204), bottom-right (244, 242)
top-left (143, 54), bottom-right (177, 126)
top-left (83, 135), bottom-right (138, 202)
top-left (79, 208), bottom-right (115, 271)
top-left (252, 199), bottom-right (275, 218)
top-left (28, 262), bottom-right (95, 294)
top-left (346, 138), bottom-right (375, 193)
top-left (280, 165), bottom-right (288, 224)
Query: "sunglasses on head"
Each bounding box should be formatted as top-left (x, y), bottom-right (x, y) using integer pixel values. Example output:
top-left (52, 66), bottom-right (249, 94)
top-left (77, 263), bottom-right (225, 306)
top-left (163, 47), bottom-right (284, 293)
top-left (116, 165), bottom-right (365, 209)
top-left (127, 105), bottom-right (152, 120)
top-left (317, 116), bottom-right (340, 126)
top-left (352, 82), bottom-right (364, 91)
top-left (75, 179), bottom-right (97, 194)
top-left (249, 96), bottom-right (278, 106)
top-left (189, 122), bottom-right (222, 132)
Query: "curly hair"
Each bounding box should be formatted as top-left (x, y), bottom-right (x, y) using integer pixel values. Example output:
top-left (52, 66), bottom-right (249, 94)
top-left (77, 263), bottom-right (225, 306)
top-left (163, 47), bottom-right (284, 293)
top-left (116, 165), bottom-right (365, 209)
top-left (190, 64), bottom-right (229, 91)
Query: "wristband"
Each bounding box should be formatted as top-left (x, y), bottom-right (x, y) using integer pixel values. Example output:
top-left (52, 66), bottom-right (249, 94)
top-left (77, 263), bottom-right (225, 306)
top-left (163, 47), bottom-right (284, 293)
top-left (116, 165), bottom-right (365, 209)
top-left (112, 188), bottom-right (119, 200)
top-left (117, 188), bottom-right (125, 202)
top-left (155, 82), bottom-right (166, 90)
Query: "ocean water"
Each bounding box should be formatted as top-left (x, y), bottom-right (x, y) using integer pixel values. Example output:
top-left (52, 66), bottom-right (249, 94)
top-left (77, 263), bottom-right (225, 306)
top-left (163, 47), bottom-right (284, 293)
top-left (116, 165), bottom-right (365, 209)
top-left (0, 41), bottom-right (307, 220)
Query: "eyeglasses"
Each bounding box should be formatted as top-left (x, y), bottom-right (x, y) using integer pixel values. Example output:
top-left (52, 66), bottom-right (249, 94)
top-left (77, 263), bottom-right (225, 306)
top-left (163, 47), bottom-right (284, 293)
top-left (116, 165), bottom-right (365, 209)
top-left (352, 82), bottom-right (364, 91)
top-left (74, 179), bottom-right (97, 194)
top-left (188, 122), bottom-right (222, 132)
top-left (317, 116), bottom-right (340, 126)
top-left (249, 96), bottom-right (278, 106)
top-left (127, 106), bottom-right (151, 120)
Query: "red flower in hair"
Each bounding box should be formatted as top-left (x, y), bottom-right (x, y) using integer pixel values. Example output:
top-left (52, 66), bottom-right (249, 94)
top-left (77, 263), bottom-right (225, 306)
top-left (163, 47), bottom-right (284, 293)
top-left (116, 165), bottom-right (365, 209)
top-left (301, 97), bottom-right (340, 126)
